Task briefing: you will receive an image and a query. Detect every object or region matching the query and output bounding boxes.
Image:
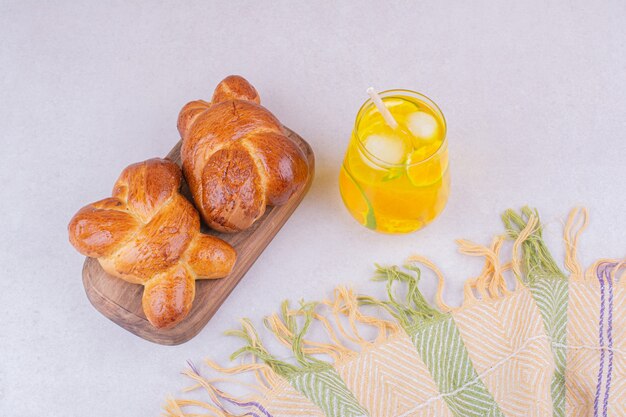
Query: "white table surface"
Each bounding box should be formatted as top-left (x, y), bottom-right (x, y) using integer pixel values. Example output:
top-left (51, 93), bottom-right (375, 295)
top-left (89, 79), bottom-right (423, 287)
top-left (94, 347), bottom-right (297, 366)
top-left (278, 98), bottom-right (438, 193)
top-left (2, 1), bottom-right (625, 416)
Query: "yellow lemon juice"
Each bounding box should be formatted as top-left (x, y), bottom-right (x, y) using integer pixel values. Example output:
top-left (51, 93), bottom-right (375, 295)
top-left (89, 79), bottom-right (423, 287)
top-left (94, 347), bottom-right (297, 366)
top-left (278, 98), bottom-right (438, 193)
top-left (339, 90), bottom-right (449, 233)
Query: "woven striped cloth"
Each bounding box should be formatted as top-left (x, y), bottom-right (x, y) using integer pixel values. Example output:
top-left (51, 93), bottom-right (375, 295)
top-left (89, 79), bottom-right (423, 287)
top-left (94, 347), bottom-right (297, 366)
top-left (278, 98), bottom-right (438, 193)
top-left (164, 208), bottom-right (625, 417)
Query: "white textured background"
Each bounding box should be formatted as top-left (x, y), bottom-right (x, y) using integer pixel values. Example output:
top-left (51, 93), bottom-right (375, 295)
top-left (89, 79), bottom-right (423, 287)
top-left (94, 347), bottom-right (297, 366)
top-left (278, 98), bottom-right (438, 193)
top-left (1, 1), bottom-right (625, 416)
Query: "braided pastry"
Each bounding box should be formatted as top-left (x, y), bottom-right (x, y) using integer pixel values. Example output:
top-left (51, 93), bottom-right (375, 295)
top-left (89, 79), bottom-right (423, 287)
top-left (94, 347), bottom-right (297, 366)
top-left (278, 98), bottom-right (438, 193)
top-left (68, 158), bottom-right (236, 329)
top-left (177, 75), bottom-right (309, 233)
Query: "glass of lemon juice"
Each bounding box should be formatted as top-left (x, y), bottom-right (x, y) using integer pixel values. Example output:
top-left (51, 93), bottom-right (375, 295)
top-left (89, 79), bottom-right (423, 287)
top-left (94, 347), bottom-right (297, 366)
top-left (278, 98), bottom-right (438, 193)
top-left (339, 88), bottom-right (449, 233)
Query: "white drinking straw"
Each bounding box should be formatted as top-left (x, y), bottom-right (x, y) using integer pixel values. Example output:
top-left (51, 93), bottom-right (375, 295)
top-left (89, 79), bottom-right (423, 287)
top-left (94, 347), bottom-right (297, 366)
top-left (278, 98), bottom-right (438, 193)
top-left (366, 87), bottom-right (399, 130)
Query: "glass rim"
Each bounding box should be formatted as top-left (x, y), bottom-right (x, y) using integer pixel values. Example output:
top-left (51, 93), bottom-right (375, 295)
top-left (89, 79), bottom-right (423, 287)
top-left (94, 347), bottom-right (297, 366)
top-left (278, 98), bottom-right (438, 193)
top-left (353, 88), bottom-right (448, 168)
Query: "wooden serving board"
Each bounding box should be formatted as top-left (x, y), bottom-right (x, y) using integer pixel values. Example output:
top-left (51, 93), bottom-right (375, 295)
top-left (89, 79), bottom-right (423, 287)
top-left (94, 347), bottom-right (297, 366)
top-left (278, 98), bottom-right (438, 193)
top-left (82, 127), bottom-right (314, 345)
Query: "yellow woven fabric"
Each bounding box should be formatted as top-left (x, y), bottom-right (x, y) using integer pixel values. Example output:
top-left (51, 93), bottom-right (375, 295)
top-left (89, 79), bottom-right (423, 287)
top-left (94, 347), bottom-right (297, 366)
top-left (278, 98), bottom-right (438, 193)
top-left (164, 208), bottom-right (625, 417)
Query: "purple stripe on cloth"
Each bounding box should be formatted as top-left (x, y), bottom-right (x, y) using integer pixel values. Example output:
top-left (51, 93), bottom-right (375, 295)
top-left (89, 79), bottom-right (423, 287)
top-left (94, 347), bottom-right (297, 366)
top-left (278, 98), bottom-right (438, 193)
top-left (222, 395), bottom-right (272, 417)
top-left (593, 264), bottom-right (607, 417)
top-left (186, 360), bottom-right (273, 417)
top-left (602, 263), bottom-right (617, 417)
top-left (187, 360), bottom-right (202, 376)
top-left (593, 262), bottom-right (618, 417)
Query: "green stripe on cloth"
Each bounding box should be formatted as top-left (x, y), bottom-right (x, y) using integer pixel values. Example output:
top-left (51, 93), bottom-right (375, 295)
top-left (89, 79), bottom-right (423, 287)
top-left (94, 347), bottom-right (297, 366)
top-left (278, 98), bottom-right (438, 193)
top-left (362, 265), bottom-right (505, 417)
top-left (412, 316), bottom-right (505, 417)
top-left (290, 367), bottom-right (369, 417)
top-left (228, 304), bottom-right (369, 417)
top-left (503, 207), bottom-right (569, 417)
top-left (530, 277), bottom-right (569, 417)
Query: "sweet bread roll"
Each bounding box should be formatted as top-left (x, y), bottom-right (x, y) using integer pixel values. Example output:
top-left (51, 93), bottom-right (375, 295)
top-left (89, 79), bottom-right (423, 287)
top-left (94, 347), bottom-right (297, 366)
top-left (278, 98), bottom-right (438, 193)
top-left (68, 158), bottom-right (236, 329)
top-left (177, 75), bottom-right (309, 233)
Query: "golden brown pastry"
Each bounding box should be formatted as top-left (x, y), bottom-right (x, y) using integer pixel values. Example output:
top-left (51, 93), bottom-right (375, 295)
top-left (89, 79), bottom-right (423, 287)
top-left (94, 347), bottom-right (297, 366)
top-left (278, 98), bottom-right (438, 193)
top-left (177, 75), bottom-right (309, 233)
top-left (68, 158), bottom-right (236, 329)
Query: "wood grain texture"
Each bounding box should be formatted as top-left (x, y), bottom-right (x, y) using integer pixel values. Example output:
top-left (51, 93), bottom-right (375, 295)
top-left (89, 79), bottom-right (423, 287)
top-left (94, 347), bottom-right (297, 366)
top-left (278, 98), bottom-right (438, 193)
top-left (82, 127), bottom-right (314, 345)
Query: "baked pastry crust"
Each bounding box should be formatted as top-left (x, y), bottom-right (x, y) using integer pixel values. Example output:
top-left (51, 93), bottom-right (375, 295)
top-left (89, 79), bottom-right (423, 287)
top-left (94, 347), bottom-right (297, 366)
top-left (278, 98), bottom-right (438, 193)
top-left (178, 75), bottom-right (309, 233)
top-left (68, 158), bottom-right (236, 329)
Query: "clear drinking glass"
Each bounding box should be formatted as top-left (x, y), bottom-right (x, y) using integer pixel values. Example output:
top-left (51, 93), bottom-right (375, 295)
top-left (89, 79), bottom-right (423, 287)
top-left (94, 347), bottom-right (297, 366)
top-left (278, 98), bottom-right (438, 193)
top-left (338, 89), bottom-right (449, 233)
